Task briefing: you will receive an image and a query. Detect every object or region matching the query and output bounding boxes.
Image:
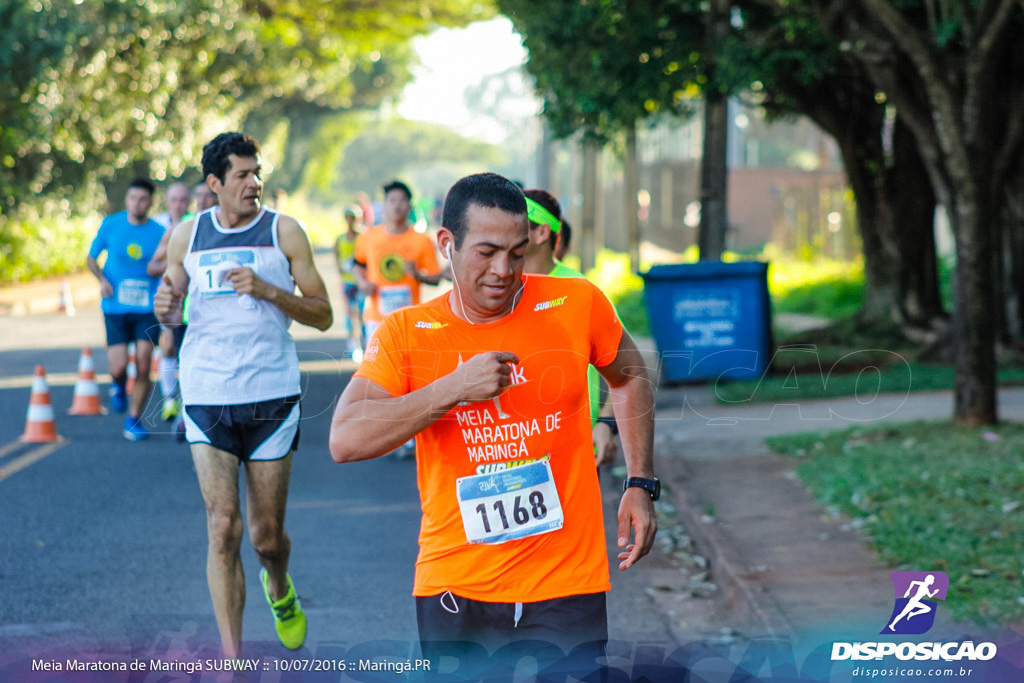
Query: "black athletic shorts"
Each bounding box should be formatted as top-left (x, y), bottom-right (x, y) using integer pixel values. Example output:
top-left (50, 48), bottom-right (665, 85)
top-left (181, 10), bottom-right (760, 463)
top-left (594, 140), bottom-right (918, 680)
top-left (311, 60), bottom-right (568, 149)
top-left (182, 395), bottom-right (300, 461)
top-left (172, 324), bottom-right (186, 353)
top-left (104, 312), bottom-right (161, 347)
top-left (416, 591), bottom-right (608, 681)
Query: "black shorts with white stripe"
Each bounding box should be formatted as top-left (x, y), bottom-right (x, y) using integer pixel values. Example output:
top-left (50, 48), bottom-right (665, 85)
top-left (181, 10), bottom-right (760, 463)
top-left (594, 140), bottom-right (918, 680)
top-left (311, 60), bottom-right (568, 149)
top-left (183, 394), bottom-right (300, 461)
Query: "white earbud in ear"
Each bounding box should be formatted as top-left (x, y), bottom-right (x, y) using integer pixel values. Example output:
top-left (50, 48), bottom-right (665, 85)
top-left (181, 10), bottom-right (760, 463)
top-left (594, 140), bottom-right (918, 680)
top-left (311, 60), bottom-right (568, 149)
top-left (446, 242), bottom-right (453, 259)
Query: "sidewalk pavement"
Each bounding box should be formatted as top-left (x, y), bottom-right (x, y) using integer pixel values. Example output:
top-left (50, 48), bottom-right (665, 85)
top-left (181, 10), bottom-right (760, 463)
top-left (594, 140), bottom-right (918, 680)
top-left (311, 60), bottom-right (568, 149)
top-left (0, 271), bottom-right (100, 316)
top-left (649, 367), bottom-right (1024, 649)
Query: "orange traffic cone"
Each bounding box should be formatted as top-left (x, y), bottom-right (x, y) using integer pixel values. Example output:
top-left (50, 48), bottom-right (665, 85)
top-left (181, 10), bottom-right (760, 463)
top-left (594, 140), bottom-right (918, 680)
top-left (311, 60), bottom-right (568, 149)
top-left (58, 278), bottom-right (75, 317)
top-left (21, 365), bottom-right (62, 442)
top-left (126, 342), bottom-right (137, 394)
top-left (69, 348), bottom-right (107, 415)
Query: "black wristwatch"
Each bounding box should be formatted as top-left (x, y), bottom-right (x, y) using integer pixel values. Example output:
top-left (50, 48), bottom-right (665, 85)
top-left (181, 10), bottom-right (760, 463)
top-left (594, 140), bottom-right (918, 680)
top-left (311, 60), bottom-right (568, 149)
top-left (623, 477), bottom-right (660, 501)
top-left (596, 416), bottom-right (618, 435)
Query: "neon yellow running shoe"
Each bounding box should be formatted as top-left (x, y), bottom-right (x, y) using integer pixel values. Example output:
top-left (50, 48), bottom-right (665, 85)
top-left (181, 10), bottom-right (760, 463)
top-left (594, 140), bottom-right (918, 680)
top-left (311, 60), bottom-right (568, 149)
top-left (161, 396), bottom-right (180, 422)
top-left (260, 569), bottom-right (307, 650)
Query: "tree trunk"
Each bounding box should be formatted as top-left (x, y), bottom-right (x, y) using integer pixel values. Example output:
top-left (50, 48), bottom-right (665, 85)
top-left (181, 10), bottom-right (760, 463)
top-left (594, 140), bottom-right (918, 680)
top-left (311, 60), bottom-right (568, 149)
top-left (949, 195), bottom-right (998, 423)
top-left (843, 121), bottom-right (942, 331)
top-left (997, 165), bottom-right (1024, 345)
top-left (697, 0), bottom-right (729, 261)
top-left (880, 116), bottom-right (945, 331)
top-left (698, 92), bottom-right (728, 261)
top-left (624, 126), bottom-right (641, 272)
top-left (580, 140), bottom-right (600, 272)
top-left (795, 66), bottom-right (944, 333)
top-left (537, 119), bottom-right (553, 191)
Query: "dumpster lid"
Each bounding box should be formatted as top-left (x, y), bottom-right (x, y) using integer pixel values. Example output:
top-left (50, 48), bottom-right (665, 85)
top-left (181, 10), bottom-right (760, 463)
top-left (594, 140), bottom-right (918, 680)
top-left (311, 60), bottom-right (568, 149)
top-left (640, 261), bottom-right (768, 280)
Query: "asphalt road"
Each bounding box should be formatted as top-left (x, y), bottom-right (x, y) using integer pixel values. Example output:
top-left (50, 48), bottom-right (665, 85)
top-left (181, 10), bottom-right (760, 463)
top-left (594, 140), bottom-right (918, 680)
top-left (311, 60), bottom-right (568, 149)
top-left (0, 296), bottom-right (733, 679)
top-left (0, 310), bottom-right (423, 660)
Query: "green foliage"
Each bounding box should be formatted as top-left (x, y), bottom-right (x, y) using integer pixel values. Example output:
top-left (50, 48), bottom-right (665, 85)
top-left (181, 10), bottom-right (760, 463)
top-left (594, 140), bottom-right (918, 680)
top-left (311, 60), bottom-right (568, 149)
top-left (331, 119), bottom-right (506, 201)
top-left (274, 192), bottom-right (347, 249)
top-left (297, 114), bottom-right (369, 195)
top-left (499, 0), bottom-right (704, 143)
top-left (768, 423), bottom-right (1024, 626)
top-left (938, 254), bottom-right (956, 312)
top-left (585, 249), bottom-right (650, 336)
top-left (772, 276), bottom-right (864, 320)
top-left (721, 2), bottom-right (841, 117)
top-left (770, 276), bottom-right (860, 319)
top-left (0, 0), bottom-right (492, 282)
top-left (765, 255), bottom-right (865, 318)
top-left (0, 207), bottom-right (96, 283)
top-left (608, 287), bottom-right (648, 337)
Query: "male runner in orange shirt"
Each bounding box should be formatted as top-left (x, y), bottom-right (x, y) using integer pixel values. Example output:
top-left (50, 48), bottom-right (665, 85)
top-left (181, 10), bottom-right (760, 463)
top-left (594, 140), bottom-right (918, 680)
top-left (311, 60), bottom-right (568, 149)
top-left (353, 180), bottom-right (440, 340)
top-left (329, 172), bottom-right (657, 679)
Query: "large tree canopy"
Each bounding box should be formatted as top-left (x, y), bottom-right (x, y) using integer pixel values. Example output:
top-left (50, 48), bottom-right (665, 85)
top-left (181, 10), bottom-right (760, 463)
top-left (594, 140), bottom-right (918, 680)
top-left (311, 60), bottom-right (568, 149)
top-left (0, 0), bottom-right (493, 218)
top-left (502, 0), bottom-right (1015, 423)
top-left (330, 118), bottom-right (506, 200)
top-left (499, 0), bottom-right (702, 144)
top-left (499, 0), bottom-right (707, 268)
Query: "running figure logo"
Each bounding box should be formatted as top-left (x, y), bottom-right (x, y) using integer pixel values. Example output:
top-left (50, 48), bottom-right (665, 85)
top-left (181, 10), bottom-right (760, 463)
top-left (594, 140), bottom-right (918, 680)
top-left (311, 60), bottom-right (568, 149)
top-left (881, 571), bottom-right (948, 635)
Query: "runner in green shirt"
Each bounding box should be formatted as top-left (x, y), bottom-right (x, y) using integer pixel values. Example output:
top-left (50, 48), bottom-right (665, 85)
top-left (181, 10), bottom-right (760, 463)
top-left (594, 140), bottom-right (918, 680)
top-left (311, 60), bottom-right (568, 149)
top-left (522, 188), bottom-right (622, 467)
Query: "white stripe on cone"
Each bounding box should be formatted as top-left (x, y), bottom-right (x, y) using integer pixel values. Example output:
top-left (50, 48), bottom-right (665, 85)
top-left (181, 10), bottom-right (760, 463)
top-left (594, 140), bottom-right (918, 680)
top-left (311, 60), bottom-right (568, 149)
top-left (28, 404), bottom-right (55, 421)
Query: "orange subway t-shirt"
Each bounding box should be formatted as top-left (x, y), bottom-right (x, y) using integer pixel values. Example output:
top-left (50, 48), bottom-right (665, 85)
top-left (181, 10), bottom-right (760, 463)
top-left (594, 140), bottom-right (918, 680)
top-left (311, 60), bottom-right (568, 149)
top-left (354, 225), bottom-right (440, 322)
top-left (354, 274), bottom-right (623, 603)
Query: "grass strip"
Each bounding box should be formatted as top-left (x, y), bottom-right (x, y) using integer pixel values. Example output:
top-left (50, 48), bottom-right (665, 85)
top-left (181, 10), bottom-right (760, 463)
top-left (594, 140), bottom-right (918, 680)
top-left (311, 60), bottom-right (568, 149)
top-left (715, 363), bottom-right (1024, 404)
top-left (767, 422), bottom-right (1024, 626)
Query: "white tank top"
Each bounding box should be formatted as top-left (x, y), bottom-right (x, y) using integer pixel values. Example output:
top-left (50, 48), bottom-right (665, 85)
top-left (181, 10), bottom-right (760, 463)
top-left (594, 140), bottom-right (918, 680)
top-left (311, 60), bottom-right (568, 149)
top-left (179, 207), bottom-right (300, 405)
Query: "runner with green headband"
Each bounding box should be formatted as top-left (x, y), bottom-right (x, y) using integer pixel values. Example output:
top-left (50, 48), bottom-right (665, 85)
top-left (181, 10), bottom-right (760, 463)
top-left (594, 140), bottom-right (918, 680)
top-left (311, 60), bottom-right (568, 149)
top-left (522, 188), bottom-right (621, 468)
top-left (526, 195), bottom-right (562, 234)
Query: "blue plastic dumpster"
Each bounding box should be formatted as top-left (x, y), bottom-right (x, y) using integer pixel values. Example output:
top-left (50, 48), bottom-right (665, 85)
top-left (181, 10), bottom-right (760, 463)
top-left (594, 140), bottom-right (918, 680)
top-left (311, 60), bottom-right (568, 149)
top-left (640, 261), bottom-right (772, 382)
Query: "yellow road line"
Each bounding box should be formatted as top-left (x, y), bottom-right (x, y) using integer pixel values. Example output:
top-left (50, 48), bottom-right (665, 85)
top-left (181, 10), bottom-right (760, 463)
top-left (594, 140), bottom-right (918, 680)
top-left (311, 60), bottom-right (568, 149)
top-left (295, 358), bottom-right (359, 374)
top-left (0, 359), bottom-right (358, 391)
top-left (0, 371), bottom-right (78, 390)
top-left (0, 440), bottom-right (67, 482)
top-left (0, 440), bottom-right (24, 460)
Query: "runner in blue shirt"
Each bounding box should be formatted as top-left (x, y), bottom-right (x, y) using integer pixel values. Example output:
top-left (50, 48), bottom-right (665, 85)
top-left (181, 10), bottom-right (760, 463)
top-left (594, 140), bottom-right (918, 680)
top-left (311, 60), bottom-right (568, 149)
top-left (87, 178), bottom-right (165, 441)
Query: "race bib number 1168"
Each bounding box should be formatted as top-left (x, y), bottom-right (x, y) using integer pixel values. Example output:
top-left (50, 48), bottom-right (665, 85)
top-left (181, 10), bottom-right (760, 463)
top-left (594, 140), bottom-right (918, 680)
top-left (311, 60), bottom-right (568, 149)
top-left (455, 459), bottom-right (563, 545)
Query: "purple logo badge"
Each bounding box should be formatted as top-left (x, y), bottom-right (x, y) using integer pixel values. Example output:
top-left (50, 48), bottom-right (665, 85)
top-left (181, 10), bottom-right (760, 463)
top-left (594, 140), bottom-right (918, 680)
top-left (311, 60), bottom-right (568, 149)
top-left (881, 571), bottom-right (948, 635)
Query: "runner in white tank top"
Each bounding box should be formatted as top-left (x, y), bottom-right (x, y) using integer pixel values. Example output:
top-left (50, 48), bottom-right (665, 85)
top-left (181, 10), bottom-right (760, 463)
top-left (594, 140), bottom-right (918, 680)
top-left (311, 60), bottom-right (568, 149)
top-left (153, 133), bottom-right (332, 660)
top-left (179, 206), bottom-right (301, 405)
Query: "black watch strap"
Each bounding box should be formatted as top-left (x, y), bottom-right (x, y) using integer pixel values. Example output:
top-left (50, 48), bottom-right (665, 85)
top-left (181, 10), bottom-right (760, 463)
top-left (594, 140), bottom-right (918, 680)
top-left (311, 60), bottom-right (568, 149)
top-left (623, 476), bottom-right (660, 501)
top-left (596, 416), bottom-right (618, 435)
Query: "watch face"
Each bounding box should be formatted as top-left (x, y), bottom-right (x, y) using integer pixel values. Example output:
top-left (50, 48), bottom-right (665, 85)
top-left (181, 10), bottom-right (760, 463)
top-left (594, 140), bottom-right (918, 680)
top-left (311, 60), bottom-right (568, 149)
top-left (625, 477), bottom-right (660, 500)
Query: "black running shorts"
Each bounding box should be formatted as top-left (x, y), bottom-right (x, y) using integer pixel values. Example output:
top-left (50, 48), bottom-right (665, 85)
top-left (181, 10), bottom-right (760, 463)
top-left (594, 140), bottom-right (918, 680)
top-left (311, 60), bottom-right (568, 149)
top-left (416, 591), bottom-right (608, 681)
top-left (104, 312), bottom-right (161, 347)
top-left (182, 395), bottom-right (300, 461)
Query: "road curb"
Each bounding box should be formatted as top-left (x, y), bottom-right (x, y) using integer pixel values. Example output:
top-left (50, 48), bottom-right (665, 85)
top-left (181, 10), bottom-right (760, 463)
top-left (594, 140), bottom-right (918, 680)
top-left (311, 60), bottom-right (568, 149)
top-left (657, 453), bottom-right (794, 637)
